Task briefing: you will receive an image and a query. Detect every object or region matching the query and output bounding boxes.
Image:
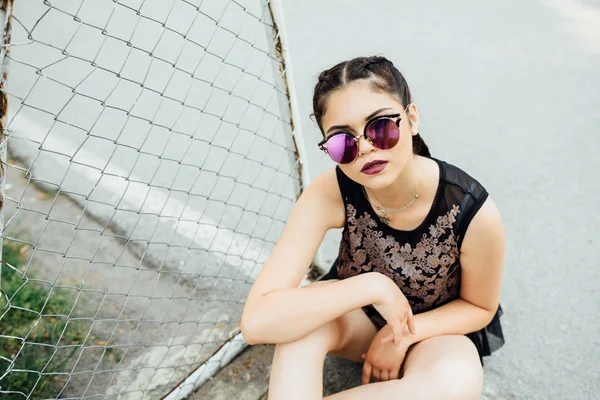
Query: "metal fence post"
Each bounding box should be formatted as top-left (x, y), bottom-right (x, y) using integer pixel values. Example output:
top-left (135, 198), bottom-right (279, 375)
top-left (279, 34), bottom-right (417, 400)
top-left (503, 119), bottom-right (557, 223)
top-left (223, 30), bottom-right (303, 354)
top-left (0, 0), bottom-right (15, 284)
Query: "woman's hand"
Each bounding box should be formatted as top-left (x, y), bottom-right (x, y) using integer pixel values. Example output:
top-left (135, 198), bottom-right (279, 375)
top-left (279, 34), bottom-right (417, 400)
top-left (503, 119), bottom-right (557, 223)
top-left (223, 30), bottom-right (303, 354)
top-left (371, 276), bottom-right (416, 346)
top-left (361, 324), bottom-right (413, 384)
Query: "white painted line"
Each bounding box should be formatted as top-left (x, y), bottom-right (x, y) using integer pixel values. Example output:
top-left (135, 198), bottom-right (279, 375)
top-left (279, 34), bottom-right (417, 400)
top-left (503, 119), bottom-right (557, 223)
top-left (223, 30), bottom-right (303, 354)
top-left (9, 114), bottom-right (318, 397)
top-left (8, 116), bottom-right (266, 266)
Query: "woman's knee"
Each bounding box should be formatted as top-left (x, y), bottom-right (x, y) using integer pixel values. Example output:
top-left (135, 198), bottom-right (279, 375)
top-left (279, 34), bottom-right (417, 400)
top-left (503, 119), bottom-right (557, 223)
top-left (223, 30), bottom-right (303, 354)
top-left (402, 336), bottom-right (483, 399)
top-left (428, 357), bottom-right (483, 399)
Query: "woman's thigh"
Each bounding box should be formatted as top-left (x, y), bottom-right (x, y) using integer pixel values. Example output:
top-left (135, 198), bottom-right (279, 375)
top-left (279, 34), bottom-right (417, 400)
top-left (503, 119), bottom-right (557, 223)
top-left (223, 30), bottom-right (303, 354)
top-left (400, 335), bottom-right (483, 399)
top-left (306, 279), bottom-right (378, 363)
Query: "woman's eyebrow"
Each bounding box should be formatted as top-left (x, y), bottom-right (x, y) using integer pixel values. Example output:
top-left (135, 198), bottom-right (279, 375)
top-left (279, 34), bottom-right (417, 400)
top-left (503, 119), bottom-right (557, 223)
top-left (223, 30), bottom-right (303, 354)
top-left (325, 107), bottom-right (395, 135)
top-left (326, 124), bottom-right (351, 135)
top-left (365, 107), bottom-right (394, 121)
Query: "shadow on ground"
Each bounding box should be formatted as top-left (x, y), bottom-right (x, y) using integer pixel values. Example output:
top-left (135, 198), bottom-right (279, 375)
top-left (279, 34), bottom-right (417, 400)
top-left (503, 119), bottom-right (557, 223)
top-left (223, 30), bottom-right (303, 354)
top-left (191, 343), bottom-right (519, 400)
top-left (191, 344), bottom-right (362, 400)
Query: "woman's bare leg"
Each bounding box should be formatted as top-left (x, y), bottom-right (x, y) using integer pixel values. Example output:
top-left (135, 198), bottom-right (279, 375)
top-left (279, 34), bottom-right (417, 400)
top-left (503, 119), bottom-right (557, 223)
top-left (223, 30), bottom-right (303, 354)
top-left (268, 280), bottom-right (378, 400)
top-left (324, 335), bottom-right (483, 400)
top-left (267, 279), bottom-right (482, 400)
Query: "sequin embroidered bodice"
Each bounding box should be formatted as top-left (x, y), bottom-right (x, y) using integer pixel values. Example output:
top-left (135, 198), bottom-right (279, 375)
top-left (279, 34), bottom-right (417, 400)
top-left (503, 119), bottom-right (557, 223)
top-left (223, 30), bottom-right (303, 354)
top-left (333, 157), bottom-right (489, 329)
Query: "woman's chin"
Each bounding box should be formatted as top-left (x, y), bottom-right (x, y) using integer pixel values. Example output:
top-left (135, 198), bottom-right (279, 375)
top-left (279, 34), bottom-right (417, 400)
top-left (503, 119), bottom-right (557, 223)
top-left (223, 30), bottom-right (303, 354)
top-left (358, 171), bottom-right (397, 190)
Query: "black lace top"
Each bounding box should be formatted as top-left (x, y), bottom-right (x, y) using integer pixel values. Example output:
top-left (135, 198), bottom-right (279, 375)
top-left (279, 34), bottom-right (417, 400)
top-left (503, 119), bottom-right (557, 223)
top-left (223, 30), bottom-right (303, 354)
top-left (323, 156), bottom-right (504, 359)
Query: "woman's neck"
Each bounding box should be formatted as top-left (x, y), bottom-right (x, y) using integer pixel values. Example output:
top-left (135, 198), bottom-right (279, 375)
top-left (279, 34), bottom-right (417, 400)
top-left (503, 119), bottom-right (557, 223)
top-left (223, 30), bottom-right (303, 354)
top-left (365, 156), bottom-right (424, 209)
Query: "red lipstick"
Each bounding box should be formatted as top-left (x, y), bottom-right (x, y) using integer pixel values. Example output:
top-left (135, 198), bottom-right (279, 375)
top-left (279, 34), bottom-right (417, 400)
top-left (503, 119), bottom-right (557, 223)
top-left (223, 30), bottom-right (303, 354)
top-left (361, 160), bottom-right (388, 175)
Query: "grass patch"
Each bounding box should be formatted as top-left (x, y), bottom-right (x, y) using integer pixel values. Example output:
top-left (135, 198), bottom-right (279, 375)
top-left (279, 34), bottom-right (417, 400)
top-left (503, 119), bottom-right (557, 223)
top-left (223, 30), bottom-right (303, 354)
top-left (0, 240), bottom-right (119, 398)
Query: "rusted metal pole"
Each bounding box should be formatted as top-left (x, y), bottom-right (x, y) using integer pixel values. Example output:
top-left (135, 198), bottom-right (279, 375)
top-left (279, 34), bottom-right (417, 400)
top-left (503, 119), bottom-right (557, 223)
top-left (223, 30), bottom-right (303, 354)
top-left (0, 0), bottom-right (14, 277)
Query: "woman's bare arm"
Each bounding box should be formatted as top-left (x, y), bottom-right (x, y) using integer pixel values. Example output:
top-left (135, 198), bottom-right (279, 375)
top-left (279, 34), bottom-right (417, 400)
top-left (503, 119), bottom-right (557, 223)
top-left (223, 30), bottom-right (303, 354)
top-left (240, 168), bottom-right (389, 345)
top-left (242, 272), bottom-right (388, 345)
top-left (400, 196), bottom-right (505, 345)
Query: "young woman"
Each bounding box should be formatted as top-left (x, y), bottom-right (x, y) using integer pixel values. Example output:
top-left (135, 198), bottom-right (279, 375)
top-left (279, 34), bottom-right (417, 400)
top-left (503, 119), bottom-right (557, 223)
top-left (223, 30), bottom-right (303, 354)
top-left (241, 56), bottom-right (505, 400)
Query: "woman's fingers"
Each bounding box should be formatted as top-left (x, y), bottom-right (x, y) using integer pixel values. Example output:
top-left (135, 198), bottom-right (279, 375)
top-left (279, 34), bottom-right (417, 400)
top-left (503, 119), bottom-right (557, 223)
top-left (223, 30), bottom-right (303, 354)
top-left (380, 331), bottom-right (393, 344)
top-left (390, 368), bottom-right (399, 380)
top-left (381, 319), bottom-right (405, 346)
top-left (381, 329), bottom-right (400, 345)
top-left (361, 361), bottom-right (372, 385)
top-left (407, 309), bottom-right (416, 335)
top-left (383, 309), bottom-right (416, 345)
top-left (372, 368), bottom-right (381, 382)
top-left (394, 318), bottom-right (406, 346)
top-left (380, 370), bottom-right (389, 382)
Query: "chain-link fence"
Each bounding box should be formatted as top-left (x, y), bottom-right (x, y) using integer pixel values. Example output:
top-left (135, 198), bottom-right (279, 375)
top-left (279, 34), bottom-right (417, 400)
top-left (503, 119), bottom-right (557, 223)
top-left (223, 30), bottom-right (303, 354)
top-left (0, 0), bottom-right (302, 398)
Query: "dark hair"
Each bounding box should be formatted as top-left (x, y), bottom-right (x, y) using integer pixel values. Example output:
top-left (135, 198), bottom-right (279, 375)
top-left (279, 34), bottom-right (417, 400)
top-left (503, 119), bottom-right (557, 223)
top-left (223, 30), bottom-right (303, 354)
top-left (312, 56), bottom-right (430, 157)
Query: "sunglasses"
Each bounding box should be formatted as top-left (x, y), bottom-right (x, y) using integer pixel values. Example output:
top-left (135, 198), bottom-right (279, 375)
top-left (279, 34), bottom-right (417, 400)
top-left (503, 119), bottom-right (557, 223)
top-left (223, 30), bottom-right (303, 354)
top-left (318, 113), bottom-right (403, 164)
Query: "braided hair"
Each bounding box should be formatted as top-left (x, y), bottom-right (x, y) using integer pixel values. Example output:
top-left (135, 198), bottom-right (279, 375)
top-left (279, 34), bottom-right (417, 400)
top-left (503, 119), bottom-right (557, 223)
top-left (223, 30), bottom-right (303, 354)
top-left (312, 56), bottom-right (430, 157)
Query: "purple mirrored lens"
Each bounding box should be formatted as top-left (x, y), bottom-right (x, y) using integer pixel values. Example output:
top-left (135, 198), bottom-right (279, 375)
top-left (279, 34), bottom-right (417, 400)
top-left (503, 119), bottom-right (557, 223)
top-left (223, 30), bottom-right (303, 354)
top-left (326, 134), bottom-right (357, 164)
top-left (366, 118), bottom-right (399, 150)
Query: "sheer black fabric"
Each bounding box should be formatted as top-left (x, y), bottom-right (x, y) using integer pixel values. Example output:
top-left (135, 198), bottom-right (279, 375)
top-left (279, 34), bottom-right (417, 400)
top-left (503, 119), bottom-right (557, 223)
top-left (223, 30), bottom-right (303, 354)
top-left (321, 156), bottom-right (505, 363)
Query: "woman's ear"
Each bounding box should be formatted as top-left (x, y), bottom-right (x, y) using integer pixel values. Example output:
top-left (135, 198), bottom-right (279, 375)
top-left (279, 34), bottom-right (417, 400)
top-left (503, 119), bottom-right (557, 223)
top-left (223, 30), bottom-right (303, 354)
top-left (407, 103), bottom-right (419, 136)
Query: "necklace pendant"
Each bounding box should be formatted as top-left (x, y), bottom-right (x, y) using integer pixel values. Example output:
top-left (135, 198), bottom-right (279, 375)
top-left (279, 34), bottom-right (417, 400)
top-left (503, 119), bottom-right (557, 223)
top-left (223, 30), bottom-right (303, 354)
top-left (375, 206), bottom-right (391, 225)
top-left (363, 186), bottom-right (419, 225)
top-left (379, 211), bottom-right (391, 225)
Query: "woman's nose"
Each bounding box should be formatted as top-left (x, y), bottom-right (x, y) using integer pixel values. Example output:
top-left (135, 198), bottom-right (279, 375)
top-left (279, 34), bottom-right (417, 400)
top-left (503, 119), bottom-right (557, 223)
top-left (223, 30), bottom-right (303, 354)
top-left (357, 135), bottom-right (375, 156)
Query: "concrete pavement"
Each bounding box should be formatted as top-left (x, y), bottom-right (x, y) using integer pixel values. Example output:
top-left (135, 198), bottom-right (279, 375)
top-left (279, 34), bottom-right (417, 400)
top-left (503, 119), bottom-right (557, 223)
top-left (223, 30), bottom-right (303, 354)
top-left (193, 0), bottom-right (600, 398)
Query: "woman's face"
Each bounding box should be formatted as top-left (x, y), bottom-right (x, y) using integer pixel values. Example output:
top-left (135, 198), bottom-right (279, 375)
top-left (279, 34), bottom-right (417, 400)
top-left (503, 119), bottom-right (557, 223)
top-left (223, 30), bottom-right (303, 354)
top-left (320, 81), bottom-right (419, 189)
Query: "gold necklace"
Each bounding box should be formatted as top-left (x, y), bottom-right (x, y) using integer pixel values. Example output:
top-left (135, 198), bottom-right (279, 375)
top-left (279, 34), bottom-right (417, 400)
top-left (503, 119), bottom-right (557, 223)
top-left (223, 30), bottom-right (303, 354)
top-left (362, 186), bottom-right (419, 225)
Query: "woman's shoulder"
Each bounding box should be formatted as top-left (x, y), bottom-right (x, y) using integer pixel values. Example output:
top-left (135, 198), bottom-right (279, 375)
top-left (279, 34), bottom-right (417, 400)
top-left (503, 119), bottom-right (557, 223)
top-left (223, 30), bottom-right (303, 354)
top-left (429, 157), bottom-right (492, 246)
top-left (301, 167), bottom-right (345, 228)
top-left (311, 166), bottom-right (339, 191)
top-left (432, 157), bottom-right (488, 198)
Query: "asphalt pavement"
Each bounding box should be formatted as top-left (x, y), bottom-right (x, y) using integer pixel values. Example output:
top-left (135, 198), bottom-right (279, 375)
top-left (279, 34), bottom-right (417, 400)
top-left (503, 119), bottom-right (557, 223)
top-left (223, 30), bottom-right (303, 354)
top-left (277, 0), bottom-right (600, 399)
top-left (5, 1), bottom-right (600, 398)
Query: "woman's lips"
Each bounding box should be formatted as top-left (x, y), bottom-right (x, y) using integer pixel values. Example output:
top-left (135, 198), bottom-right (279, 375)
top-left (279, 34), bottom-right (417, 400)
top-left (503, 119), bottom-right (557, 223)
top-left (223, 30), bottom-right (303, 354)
top-left (361, 160), bottom-right (388, 175)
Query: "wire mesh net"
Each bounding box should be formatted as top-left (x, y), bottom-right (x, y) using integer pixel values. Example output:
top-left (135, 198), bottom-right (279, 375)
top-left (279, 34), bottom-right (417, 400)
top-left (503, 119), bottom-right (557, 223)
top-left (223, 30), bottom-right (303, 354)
top-left (0, 0), bottom-right (300, 398)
